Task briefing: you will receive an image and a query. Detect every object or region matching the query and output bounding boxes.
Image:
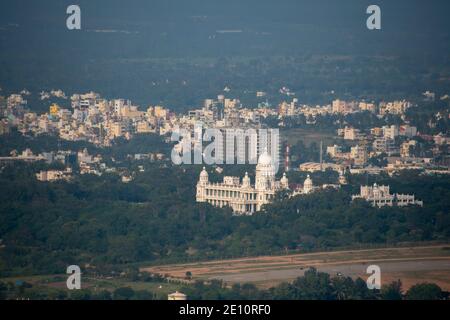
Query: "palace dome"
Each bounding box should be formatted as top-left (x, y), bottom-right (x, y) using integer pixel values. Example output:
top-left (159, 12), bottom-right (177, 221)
top-left (242, 172), bottom-right (251, 187)
top-left (200, 167), bottom-right (208, 178)
top-left (303, 174), bottom-right (314, 194)
top-left (258, 150), bottom-right (273, 166)
top-left (304, 174), bottom-right (313, 187)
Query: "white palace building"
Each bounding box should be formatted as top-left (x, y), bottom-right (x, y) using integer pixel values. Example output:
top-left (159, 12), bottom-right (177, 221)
top-left (196, 151), bottom-right (289, 214)
top-left (352, 183), bottom-right (423, 208)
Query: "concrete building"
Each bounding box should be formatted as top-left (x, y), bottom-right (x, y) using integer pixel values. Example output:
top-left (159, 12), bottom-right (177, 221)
top-left (299, 162), bottom-right (342, 173)
top-left (399, 125), bottom-right (417, 138)
top-left (350, 145), bottom-right (368, 166)
top-left (36, 168), bottom-right (72, 182)
top-left (343, 127), bottom-right (361, 140)
top-left (327, 144), bottom-right (342, 158)
top-left (373, 137), bottom-right (396, 155)
top-left (383, 125), bottom-right (399, 140)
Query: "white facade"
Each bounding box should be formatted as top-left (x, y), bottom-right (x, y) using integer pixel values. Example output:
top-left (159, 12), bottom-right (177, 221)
top-left (352, 183), bottom-right (423, 207)
top-left (291, 175), bottom-right (321, 197)
top-left (196, 151), bottom-right (288, 214)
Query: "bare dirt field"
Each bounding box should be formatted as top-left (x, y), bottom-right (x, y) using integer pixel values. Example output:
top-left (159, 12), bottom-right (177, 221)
top-left (141, 245), bottom-right (450, 290)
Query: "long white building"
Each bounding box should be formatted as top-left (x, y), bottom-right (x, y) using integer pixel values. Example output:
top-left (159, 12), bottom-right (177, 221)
top-left (196, 151), bottom-right (288, 214)
top-left (352, 183), bottom-right (423, 207)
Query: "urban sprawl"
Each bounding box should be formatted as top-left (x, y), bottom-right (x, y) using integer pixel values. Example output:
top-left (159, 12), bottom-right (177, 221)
top-left (0, 88), bottom-right (448, 213)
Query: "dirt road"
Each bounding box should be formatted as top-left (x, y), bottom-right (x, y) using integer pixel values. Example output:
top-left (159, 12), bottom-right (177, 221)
top-left (142, 245), bottom-right (450, 289)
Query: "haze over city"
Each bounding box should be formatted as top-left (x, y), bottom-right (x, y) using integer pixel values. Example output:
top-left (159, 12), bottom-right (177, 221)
top-left (0, 0), bottom-right (449, 308)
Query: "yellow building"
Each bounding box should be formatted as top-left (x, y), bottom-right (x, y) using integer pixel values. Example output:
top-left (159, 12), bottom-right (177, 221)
top-left (110, 122), bottom-right (124, 138)
top-left (136, 121), bottom-right (155, 133)
top-left (154, 106), bottom-right (168, 119)
top-left (49, 103), bottom-right (60, 116)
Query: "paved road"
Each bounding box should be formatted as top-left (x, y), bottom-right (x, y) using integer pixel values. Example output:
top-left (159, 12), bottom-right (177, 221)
top-left (209, 259), bottom-right (450, 283)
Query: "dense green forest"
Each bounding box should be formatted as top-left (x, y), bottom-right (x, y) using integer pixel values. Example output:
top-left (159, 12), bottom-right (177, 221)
top-left (0, 156), bottom-right (449, 276)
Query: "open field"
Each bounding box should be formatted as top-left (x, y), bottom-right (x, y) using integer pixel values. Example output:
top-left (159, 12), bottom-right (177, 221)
top-left (3, 245), bottom-right (450, 295)
top-left (0, 274), bottom-right (182, 299)
top-left (142, 245), bottom-right (450, 290)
